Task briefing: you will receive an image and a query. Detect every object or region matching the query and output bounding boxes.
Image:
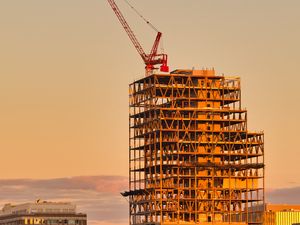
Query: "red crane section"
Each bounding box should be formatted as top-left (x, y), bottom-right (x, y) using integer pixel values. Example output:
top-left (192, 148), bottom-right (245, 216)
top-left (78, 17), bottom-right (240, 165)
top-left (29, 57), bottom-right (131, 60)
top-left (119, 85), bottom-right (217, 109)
top-left (107, 0), bottom-right (169, 73)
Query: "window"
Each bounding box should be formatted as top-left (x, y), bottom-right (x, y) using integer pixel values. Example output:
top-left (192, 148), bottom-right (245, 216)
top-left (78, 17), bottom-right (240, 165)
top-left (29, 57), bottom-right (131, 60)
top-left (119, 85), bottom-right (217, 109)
top-left (208, 216), bottom-right (212, 222)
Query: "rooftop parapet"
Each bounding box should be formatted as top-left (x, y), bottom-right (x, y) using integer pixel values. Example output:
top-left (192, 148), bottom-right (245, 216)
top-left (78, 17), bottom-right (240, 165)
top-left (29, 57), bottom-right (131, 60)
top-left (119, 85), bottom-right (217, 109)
top-left (0, 201), bottom-right (76, 216)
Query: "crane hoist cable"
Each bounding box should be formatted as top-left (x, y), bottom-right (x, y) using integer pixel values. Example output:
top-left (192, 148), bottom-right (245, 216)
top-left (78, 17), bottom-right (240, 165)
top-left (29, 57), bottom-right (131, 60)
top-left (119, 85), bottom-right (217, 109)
top-left (123, 0), bottom-right (159, 33)
top-left (122, 0), bottom-right (165, 54)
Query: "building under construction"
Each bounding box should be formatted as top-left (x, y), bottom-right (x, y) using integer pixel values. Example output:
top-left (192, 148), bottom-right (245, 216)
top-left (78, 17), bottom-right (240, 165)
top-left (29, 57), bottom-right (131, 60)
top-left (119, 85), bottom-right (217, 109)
top-left (124, 69), bottom-right (265, 225)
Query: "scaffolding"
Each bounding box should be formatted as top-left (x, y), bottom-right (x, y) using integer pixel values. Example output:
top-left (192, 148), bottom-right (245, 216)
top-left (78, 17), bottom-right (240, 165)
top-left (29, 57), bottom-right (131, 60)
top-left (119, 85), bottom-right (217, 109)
top-left (125, 69), bottom-right (265, 225)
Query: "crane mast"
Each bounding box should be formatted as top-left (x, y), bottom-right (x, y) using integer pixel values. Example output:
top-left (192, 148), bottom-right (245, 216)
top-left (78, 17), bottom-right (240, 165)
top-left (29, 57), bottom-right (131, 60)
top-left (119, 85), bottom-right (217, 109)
top-left (107, 0), bottom-right (169, 74)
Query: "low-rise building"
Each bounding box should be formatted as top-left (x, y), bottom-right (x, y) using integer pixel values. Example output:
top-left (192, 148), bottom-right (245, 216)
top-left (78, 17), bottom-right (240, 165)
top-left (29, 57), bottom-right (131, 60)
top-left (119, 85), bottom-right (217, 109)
top-left (0, 200), bottom-right (87, 225)
top-left (264, 204), bottom-right (300, 225)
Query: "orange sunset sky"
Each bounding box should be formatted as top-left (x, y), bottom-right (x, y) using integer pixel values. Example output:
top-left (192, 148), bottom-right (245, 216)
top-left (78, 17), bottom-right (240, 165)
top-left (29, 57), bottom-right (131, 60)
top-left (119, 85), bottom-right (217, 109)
top-left (0, 0), bottom-right (300, 224)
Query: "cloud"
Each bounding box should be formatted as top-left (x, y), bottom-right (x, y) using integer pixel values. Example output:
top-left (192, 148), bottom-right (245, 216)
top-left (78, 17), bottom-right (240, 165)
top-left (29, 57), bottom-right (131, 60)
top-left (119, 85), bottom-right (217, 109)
top-left (267, 186), bottom-right (300, 204)
top-left (0, 176), bottom-right (128, 225)
top-left (0, 176), bottom-right (127, 194)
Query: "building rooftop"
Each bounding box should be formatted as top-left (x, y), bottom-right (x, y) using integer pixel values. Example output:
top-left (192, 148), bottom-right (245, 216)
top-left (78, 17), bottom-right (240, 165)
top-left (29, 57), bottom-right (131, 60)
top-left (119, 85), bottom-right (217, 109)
top-left (0, 200), bottom-right (77, 217)
top-left (266, 203), bottom-right (300, 212)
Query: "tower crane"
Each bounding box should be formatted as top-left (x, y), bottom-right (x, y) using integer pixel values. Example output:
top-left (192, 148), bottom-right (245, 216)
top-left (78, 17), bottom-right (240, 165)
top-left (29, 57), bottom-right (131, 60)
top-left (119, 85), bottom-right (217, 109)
top-left (107, 0), bottom-right (169, 74)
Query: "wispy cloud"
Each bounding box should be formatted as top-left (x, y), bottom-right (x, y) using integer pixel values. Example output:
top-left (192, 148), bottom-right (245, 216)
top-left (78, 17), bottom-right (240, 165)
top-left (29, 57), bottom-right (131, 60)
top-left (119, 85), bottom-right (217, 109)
top-left (267, 186), bottom-right (300, 204)
top-left (0, 176), bottom-right (127, 194)
top-left (0, 176), bottom-right (128, 225)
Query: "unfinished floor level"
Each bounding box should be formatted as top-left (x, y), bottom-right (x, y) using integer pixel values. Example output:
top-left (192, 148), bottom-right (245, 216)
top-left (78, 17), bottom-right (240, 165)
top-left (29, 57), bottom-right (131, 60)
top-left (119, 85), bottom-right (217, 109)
top-left (124, 69), bottom-right (265, 225)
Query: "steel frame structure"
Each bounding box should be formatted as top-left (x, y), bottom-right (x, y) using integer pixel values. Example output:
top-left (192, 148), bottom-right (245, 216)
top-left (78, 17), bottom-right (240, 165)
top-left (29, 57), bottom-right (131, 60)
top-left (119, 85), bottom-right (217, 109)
top-left (125, 69), bottom-right (265, 225)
